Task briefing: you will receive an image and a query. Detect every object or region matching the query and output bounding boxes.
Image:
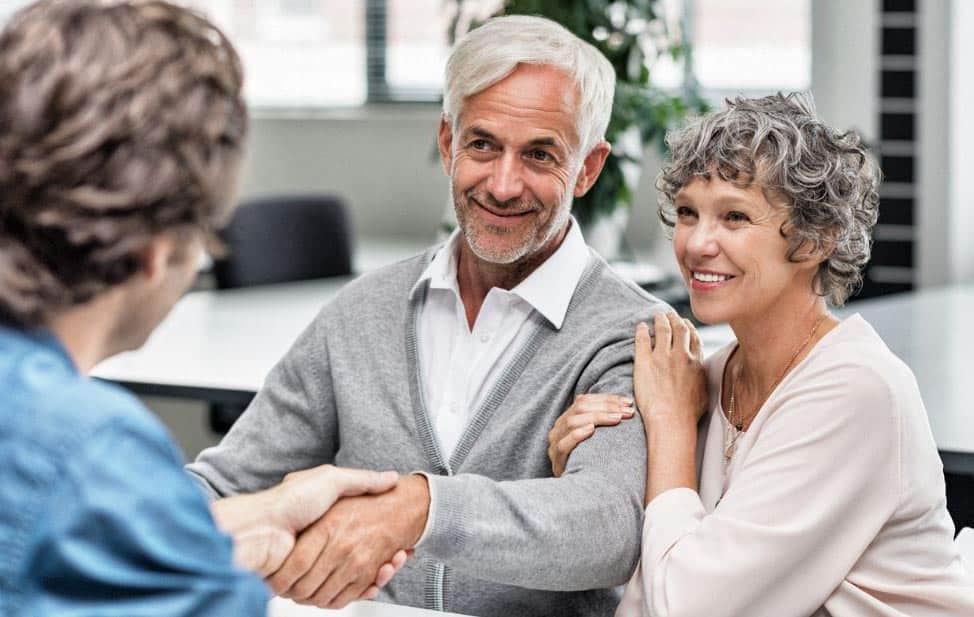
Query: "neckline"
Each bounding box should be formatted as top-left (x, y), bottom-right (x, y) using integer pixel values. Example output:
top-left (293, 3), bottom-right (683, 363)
top-left (715, 313), bottom-right (861, 435)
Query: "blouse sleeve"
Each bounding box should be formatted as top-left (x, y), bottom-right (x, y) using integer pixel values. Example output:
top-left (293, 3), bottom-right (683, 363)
top-left (630, 360), bottom-right (903, 617)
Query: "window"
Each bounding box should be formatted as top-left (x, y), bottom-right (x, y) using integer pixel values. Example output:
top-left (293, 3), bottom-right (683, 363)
top-left (0, 0), bottom-right (810, 108)
top-left (690, 0), bottom-right (811, 95)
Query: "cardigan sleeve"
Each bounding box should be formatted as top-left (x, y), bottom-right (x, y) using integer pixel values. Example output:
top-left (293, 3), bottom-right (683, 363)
top-left (187, 306), bottom-right (340, 498)
top-left (629, 360), bottom-right (903, 617)
top-left (420, 337), bottom-right (648, 590)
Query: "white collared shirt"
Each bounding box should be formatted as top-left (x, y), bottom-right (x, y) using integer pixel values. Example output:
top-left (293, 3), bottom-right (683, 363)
top-left (413, 218), bottom-right (591, 462)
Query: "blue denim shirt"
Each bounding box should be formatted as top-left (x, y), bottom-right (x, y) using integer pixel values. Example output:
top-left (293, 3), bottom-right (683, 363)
top-left (0, 325), bottom-right (268, 615)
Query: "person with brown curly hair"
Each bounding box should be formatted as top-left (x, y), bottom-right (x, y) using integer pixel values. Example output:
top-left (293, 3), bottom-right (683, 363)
top-left (0, 1), bottom-right (405, 614)
top-left (548, 93), bottom-right (974, 616)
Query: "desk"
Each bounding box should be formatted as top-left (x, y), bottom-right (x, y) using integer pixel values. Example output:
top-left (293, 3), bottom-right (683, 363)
top-left (695, 285), bottom-right (974, 475)
top-left (93, 283), bottom-right (974, 473)
top-left (268, 598), bottom-right (472, 617)
top-left (94, 277), bottom-right (351, 405)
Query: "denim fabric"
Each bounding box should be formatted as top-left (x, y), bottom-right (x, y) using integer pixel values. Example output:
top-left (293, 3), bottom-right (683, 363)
top-left (0, 325), bottom-right (268, 616)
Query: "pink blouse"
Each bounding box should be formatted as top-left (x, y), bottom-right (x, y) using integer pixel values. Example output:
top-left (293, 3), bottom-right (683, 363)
top-left (617, 314), bottom-right (974, 616)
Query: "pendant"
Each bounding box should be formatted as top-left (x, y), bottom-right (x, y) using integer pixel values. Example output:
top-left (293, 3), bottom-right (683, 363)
top-left (723, 424), bottom-right (740, 461)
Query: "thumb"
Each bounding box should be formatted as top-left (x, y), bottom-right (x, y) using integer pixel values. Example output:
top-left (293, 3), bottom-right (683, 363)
top-left (333, 468), bottom-right (400, 498)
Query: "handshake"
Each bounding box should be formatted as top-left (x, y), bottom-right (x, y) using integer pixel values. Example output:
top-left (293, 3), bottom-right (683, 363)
top-left (210, 465), bottom-right (430, 608)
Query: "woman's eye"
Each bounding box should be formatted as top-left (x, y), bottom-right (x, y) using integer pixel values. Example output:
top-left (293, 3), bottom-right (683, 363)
top-left (675, 206), bottom-right (696, 218)
top-left (727, 211), bottom-right (750, 223)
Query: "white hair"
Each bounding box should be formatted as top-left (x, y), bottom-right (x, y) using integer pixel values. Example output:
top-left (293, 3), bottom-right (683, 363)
top-left (443, 15), bottom-right (615, 156)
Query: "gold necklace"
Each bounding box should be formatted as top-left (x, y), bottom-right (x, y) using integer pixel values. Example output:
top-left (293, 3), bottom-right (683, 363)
top-left (723, 313), bottom-right (829, 461)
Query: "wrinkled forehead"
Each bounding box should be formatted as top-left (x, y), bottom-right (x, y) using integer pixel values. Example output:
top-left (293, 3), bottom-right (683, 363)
top-left (454, 63), bottom-right (583, 147)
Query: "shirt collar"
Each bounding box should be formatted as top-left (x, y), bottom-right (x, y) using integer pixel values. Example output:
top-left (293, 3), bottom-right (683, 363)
top-left (509, 217), bottom-right (589, 330)
top-left (410, 228), bottom-right (463, 300)
top-left (409, 217), bottom-right (591, 330)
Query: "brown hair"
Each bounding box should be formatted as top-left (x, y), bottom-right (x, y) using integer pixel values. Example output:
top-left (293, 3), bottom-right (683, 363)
top-left (0, 0), bottom-right (247, 326)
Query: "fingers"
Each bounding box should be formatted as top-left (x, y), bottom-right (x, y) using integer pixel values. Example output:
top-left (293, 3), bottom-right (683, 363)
top-left (267, 521), bottom-right (330, 597)
top-left (565, 393), bottom-right (634, 417)
top-left (308, 554), bottom-right (372, 609)
top-left (668, 312), bottom-right (691, 354)
top-left (548, 424), bottom-right (592, 477)
top-left (358, 585), bottom-right (380, 601)
top-left (635, 321), bottom-right (653, 363)
top-left (688, 319), bottom-right (702, 360)
top-left (332, 468), bottom-right (399, 498)
top-left (373, 549), bottom-right (409, 588)
top-left (653, 312), bottom-right (672, 352)
top-left (564, 410), bottom-right (631, 430)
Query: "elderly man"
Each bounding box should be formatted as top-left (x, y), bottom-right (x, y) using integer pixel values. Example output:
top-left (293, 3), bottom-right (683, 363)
top-left (189, 15), bottom-right (666, 617)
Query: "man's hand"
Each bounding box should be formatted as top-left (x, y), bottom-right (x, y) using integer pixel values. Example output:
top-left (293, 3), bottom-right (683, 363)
top-left (269, 473), bottom-right (430, 608)
top-left (211, 465), bottom-right (403, 580)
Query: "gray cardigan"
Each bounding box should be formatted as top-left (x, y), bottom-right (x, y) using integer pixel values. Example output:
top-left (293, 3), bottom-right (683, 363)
top-left (188, 248), bottom-right (667, 617)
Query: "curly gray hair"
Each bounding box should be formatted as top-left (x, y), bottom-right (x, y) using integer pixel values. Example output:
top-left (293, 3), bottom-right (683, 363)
top-left (657, 92), bottom-right (880, 305)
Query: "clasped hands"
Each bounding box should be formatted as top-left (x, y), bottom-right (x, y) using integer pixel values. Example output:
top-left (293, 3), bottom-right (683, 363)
top-left (211, 464), bottom-right (430, 608)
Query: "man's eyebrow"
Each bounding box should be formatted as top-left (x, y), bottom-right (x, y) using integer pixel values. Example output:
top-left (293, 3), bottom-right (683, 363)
top-left (465, 126), bottom-right (497, 140)
top-left (526, 137), bottom-right (559, 148)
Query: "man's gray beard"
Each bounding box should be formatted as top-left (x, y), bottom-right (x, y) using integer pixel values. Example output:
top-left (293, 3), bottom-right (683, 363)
top-left (452, 186), bottom-right (572, 266)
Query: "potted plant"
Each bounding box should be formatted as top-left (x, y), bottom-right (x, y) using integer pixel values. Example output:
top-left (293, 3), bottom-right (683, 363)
top-left (443, 0), bottom-right (707, 260)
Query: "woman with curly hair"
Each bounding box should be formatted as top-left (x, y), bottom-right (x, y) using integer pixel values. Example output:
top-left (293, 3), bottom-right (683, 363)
top-left (548, 92), bottom-right (974, 616)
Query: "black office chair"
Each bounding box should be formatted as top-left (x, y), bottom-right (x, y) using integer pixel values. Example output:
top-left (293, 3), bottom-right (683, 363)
top-left (213, 194), bottom-right (352, 289)
top-left (208, 194), bottom-right (353, 433)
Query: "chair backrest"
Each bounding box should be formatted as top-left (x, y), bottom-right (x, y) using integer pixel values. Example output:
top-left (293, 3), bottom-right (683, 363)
top-left (213, 194), bottom-right (352, 289)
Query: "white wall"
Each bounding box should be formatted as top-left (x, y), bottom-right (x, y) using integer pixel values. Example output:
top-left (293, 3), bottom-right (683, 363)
top-left (918, 0), bottom-right (951, 287)
top-left (948, 0), bottom-right (974, 283)
top-left (810, 0), bottom-right (877, 143)
top-left (242, 107), bottom-right (675, 266)
top-left (241, 107), bottom-right (448, 242)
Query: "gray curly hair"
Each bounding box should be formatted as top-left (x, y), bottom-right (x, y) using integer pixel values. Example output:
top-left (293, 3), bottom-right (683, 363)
top-left (657, 92), bottom-right (880, 305)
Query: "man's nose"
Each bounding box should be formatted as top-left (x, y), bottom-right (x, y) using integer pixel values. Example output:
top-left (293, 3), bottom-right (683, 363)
top-left (486, 152), bottom-right (525, 204)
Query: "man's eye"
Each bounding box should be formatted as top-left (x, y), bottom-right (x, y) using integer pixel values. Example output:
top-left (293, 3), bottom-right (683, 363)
top-left (471, 139), bottom-right (490, 150)
top-left (528, 150), bottom-right (551, 162)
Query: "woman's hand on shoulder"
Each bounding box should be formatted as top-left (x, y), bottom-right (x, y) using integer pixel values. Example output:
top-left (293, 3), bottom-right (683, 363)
top-left (634, 312), bottom-right (709, 428)
top-left (547, 393), bottom-right (634, 477)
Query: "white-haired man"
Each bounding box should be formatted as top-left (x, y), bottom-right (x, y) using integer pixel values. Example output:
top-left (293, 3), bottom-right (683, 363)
top-left (189, 15), bottom-right (667, 617)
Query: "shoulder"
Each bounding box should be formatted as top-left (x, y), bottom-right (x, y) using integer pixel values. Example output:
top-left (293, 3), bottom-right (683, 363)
top-left (776, 315), bottom-right (911, 433)
top-left (335, 249), bottom-right (434, 305)
top-left (565, 251), bottom-right (671, 334)
top-left (0, 334), bottom-right (158, 463)
top-left (306, 249), bottom-right (435, 330)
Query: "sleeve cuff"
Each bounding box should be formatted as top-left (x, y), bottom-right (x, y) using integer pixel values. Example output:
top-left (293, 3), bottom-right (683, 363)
top-left (643, 487), bottom-right (705, 566)
top-left (410, 473), bottom-right (467, 561)
top-left (412, 472), bottom-right (437, 548)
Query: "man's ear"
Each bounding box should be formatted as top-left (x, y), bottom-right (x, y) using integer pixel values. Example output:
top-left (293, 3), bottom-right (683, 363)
top-left (437, 115), bottom-right (454, 175)
top-left (573, 141), bottom-right (612, 198)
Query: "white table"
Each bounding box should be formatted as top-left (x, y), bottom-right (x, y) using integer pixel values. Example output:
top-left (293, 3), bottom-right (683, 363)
top-left (695, 285), bottom-right (974, 474)
top-left (94, 277), bottom-right (352, 404)
top-left (268, 597), bottom-right (472, 617)
top-left (93, 283), bottom-right (974, 473)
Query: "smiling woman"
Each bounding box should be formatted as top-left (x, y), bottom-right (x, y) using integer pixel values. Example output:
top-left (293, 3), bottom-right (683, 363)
top-left (548, 92), bottom-right (974, 616)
